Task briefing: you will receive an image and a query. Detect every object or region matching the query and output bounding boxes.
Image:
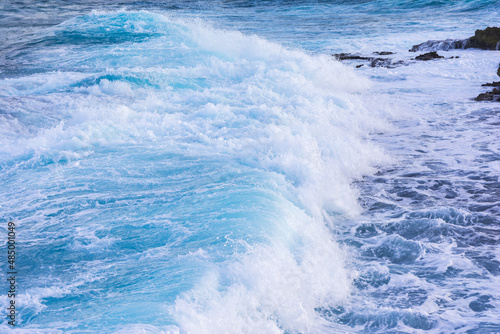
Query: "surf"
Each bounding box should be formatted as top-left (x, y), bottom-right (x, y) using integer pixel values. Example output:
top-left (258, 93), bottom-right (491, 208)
top-left (0, 10), bottom-right (393, 333)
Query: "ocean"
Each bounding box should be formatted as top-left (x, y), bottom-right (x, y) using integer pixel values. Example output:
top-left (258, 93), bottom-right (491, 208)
top-left (0, 0), bottom-right (499, 333)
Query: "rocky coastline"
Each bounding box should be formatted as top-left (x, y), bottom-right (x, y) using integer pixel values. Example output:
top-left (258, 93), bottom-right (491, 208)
top-left (333, 27), bottom-right (500, 102)
top-left (410, 27), bottom-right (500, 52)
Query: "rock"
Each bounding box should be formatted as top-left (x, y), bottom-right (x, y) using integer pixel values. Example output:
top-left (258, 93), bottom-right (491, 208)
top-left (333, 53), bottom-right (372, 61)
top-left (411, 27), bottom-right (500, 52)
top-left (415, 51), bottom-right (444, 61)
top-left (475, 88), bottom-right (500, 102)
top-left (369, 58), bottom-right (388, 67)
top-left (410, 39), bottom-right (468, 52)
top-left (474, 62), bottom-right (500, 103)
top-left (481, 81), bottom-right (500, 87)
top-left (333, 52), bottom-right (405, 68)
top-left (373, 51), bottom-right (395, 55)
top-left (370, 58), bottom-right (405, 68)
top-left (468, 27), bottom-right (500, 50)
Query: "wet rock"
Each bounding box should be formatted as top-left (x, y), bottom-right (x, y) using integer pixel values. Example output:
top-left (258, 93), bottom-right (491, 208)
top-left (370, 58), bottom-right (405, 68)
top-left (373, 51), bottom-right (395, 55)
top-left (497, 63), bottom-right (500, 77)
top-left (369, 58), bottom-right (388, 67)
top-left (333, 52), bottom-right (406, 68)
top-left (415, 51), bottom-right (444, 61)
top-left (411, 27), bottom-right (500, 52)
top-left (475, 88), bottom-right (500, 102)
top-left (481, 81), bottom-right (500, 87)
top-left (468, 27), bottom-right (500, 50)
top-left (333, 53), bottom-right (372, 61)
top-left (410, 39), bottom-right (468, 52)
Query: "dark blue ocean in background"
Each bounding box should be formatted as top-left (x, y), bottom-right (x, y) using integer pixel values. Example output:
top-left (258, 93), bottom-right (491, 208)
top-left (1, 0), bottom-right (499, 333)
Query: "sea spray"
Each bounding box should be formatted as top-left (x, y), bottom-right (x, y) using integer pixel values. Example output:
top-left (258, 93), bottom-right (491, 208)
top-left (0, 10), bottom-right (392, 333)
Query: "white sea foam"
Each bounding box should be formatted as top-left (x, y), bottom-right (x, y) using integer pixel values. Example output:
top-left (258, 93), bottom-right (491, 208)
top-left (1, 11), bottom-right (392, 333)
top-left (1, 11), bottom-right (391, 212)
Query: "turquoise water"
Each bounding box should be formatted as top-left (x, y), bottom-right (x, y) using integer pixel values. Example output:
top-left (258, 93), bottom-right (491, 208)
top-left (1, 1), bottom-right (499, 333)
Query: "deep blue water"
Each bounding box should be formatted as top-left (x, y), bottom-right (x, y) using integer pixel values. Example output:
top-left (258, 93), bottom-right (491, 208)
top-left (1, 1), bottom-right (499, 333)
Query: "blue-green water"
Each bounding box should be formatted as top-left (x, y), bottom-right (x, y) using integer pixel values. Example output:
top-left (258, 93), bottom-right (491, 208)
top-left (1, 1), bottom-right (499, 333)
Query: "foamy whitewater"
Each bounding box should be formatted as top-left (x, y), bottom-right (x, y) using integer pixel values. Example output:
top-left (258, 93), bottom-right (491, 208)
top-left (0, 1), bottom-right (499, 333)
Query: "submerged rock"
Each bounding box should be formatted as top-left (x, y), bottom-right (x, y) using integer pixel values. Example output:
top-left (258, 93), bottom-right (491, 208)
top-left (333, 52), bottom-right (406, 68)
top-left (373, 51), bottom-right (395, 55)
top-left (370, 58), bottom-right (405, 68)
top-left (475, 88), bottom-right (500, 102)
top-left (415, 51), bottom-right (444, 61)
top-left (410, 39), bottom-right (468, 52)
top-left (333, 53), bottom-right (372, 61)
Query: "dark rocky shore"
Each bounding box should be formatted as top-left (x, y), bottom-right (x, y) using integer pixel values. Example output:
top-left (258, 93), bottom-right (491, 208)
top-left (476, 74), bottom-right (500, 102)
top-left (411, 27), bottom-right (500, 102)
top-left (333, 27), bottom-right (500, 102)
top-left (332, 51), bottom-right (452, 69)
top-left (332, 52), bottom-right (403, 68)
top-left (410, 27), bottom-right (500, 52)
